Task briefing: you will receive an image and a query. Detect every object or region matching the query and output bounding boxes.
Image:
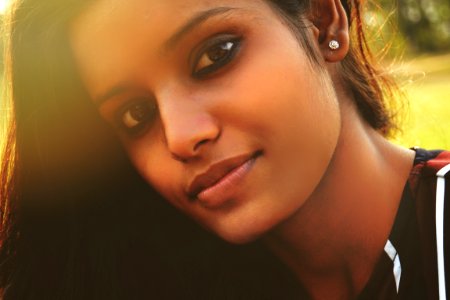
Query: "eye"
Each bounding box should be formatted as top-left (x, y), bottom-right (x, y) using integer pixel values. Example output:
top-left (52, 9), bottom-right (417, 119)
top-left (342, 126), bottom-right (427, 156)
top-left (193, 35), bottom-right (241, 78)
top-left (117, 100), bottom-right (157, 135)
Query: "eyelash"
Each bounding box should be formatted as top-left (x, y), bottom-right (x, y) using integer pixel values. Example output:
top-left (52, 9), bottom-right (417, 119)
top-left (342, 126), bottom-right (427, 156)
top-left (192, 34), bottom-right (242, 78)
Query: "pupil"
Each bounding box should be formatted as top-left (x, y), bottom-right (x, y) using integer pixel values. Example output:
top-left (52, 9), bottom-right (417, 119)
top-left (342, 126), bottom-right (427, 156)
top-left (130, 104), bottom-right (149, 122)
top-left (208, 42), bottom-right (232, 61)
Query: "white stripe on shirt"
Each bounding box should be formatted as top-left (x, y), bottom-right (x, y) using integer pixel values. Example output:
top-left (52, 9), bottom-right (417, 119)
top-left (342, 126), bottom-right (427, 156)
top-left (436, 163), bottom-right (450, 300)
top-left (384, 239), bottom-right (402, 293)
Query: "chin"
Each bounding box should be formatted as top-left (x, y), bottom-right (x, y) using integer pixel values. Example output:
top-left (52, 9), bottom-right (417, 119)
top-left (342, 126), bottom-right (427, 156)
top-left (212, 216), bottom-right (278, 245)
top-left (218, 230), bottom-right (262, 245)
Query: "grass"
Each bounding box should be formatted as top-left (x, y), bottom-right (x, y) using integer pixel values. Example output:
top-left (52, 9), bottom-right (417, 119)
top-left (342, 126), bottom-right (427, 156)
top-left (390, 53), bottom-right (450, 149)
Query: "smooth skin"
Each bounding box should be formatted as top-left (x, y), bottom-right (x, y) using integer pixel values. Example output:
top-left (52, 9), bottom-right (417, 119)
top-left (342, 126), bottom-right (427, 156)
top-left (70, 0), bottom-right (415, 299)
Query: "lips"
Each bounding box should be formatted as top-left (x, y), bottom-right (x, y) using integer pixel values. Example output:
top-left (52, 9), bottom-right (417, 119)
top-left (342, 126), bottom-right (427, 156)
top-left (187, 151), bottom-right (262, 200)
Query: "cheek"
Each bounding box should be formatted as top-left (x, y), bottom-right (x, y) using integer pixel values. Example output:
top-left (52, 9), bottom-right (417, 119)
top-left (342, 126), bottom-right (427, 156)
top-left (217, 46), bottom-right (340, 151)
top-left (125, 138), bottom-right (185, 208)
top-left (272, 72), bottom-right (340, 187)
top-left (248, 66), bottom-right (340, 195)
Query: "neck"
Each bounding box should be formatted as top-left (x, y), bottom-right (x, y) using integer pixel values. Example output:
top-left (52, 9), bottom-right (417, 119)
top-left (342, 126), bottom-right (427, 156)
top-left (263, 102), bottom-right (415, 300)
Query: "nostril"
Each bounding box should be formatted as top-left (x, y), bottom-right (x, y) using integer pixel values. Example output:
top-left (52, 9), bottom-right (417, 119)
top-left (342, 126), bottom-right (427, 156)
top-left (193, 139), bottom-right (210, 152)
top-left (171, 152), bottom-right (188, 163)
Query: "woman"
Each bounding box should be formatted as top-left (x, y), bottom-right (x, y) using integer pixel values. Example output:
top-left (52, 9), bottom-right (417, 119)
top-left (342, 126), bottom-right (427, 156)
top-left (1, 0), bottom-right (449, 299)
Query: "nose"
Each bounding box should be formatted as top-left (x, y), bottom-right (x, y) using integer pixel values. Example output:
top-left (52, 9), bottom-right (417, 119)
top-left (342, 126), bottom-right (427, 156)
top-left (158, 96), bottom-right (221, 162)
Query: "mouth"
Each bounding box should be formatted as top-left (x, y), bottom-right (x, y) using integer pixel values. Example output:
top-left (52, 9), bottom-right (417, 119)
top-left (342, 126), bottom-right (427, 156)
top-left (187, 150), bottom-right (263, 205)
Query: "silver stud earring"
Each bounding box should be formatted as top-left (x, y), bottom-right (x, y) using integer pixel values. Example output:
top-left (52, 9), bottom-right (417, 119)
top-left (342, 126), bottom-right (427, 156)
top-left (329, 40), bottom-right (340, 50)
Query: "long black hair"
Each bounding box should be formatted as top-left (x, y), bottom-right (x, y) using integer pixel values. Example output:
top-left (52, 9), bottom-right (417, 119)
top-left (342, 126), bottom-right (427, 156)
top-left (0, 0), bottom-right (398, 298)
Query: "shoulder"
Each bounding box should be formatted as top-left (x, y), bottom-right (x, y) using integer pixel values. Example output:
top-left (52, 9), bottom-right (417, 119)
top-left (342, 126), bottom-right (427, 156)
top-left (408, 148), bottom-right (450, 213)
top-left (412, 148), bottom-right (450, 176)
top-left (409, 148), bottom-right (450, 191)
top-left (408, 147), bottom-right (449, 300)
top-left (407, 148), bottom-right (450, 232)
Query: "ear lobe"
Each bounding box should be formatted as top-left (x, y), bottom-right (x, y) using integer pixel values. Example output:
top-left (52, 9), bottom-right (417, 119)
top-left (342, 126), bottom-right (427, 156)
top-left (310, 0), bottom-right (350, 63)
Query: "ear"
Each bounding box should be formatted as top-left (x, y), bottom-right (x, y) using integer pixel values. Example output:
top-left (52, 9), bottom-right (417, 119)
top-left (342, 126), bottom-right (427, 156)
top-left (309, 0), bottom-right (350, 63)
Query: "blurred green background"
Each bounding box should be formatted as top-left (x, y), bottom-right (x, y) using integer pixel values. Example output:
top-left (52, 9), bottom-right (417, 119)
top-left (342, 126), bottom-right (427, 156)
top-left (367, 0), bottom-right (450, 149)
top-left (0, 0), bottom-right (449, 150)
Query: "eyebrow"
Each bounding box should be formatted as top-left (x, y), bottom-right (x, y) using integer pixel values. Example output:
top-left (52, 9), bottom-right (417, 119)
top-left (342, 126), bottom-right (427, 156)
top-left (94, 6), bottom-right (236, 106)
top-left (94, 85), bottom-right (130, 106)
top-left (163, 6), bottom-right (236, 52)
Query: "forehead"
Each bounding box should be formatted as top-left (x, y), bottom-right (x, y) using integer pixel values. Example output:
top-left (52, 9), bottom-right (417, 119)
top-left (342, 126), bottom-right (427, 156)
top-left (70, 0), bottom-right (270, 99)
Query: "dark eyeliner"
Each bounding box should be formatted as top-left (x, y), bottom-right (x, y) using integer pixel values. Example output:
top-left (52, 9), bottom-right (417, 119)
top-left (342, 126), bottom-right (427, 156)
top-left (192, 34), bottom-right (242, 79)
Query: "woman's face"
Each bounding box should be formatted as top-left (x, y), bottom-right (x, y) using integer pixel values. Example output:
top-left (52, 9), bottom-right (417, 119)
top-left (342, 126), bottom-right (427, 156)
top-left (71, 0), bottom-right (341, 243)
